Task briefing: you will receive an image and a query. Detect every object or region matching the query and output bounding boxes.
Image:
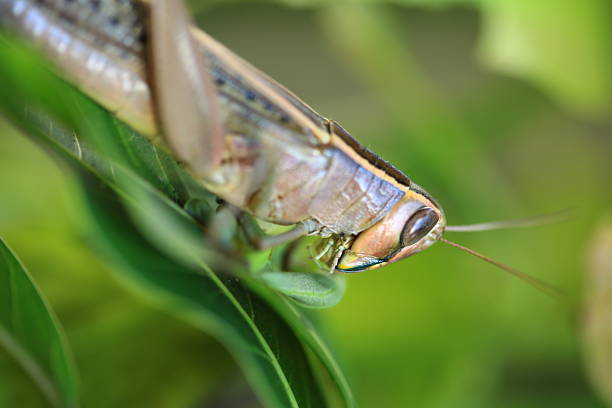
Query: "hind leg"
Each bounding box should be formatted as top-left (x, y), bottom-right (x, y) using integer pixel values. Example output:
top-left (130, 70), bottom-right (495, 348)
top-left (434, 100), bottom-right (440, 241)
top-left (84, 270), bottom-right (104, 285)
top-left (147, 0), bottom-right (225, 184)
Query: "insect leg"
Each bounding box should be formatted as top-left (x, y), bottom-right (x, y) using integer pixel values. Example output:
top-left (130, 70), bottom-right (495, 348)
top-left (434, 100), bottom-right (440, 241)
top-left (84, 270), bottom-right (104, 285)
top-left (281, 239), bottom-right (302, 271)
top-left (239, 213), bottom-right (317, 250)
top-left (205, 203), bottom-right (239, 249)
top-left (326, 236), bottom-right (353, 273)
top-left (313, 238), bottom-right (335, 261)
top-left (308, 245), bottom-right (332, 272)
top-left (147, 0), bottom-right (225, 183)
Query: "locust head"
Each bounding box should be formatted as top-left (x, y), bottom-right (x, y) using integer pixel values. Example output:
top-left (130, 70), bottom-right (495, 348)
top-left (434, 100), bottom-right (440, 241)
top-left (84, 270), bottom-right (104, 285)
top-left (337, 188), bottom-right (445, 272)
top-left (335, 185), bottom-right (562, 298)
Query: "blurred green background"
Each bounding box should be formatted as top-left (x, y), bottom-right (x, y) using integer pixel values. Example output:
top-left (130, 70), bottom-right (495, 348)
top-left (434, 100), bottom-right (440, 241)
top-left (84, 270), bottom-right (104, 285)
top-left (1, 1), bottom-right (612, 407)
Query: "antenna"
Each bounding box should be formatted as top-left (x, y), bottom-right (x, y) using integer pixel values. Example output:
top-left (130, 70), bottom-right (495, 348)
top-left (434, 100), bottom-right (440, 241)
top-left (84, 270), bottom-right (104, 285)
top-left (439, 238), bottom-right (562, 299)
top-left (445, 209), bottom-right (573, 233)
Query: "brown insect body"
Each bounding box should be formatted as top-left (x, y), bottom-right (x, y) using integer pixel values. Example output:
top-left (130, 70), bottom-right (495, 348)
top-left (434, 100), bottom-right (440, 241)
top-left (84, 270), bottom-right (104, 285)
top-left (1, 0), bottom-right (446, 272)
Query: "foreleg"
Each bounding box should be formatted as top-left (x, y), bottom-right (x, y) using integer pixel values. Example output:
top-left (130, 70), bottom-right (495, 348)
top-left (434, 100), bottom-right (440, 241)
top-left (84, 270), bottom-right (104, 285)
top-left (238, 213), bottom-right (317, 251)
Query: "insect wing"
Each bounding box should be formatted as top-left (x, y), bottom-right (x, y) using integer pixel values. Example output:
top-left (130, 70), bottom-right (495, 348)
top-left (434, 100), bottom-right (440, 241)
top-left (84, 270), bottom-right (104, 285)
top-left (192, 29), bottom-right (331, 145)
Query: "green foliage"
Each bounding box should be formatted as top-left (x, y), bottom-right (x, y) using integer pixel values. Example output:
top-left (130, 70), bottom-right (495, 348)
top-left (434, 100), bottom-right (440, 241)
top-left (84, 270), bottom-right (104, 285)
top-left (1, 2), bottom-right (612, 407)
top-left (78, 176), bottom-right (327, 408)
top-left (249, 0), bottom-right (612, 116)
top-left (0, 34), bottom-right (352, 407)
top-left (478, 0), bottom-right (612, 116)
top-left (0, 238), bottom-right (78, 408)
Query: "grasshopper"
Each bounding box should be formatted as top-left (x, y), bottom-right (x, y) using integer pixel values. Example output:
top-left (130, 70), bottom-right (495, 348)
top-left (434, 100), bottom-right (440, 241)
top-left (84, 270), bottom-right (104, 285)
top-left (0, 0), bottom-right (561, 294)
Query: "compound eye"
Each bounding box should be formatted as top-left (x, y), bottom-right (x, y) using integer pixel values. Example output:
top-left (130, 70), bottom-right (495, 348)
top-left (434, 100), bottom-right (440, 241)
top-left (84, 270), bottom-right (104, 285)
top-left (400, 207), bottom-right (439, 247)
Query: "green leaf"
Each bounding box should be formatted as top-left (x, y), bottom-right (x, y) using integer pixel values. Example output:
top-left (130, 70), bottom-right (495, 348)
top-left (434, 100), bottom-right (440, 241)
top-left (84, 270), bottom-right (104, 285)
top-left (113, 175), bottom-right (355, 406)
top-left (260, 272), bottom-right (346, 309)
top-left (107, 167), bottom-right (354, 405)
top-left (0, 238), bottom-right (79, 408)
top-left (239, 270), bottom-right (354, 407)
top-left (115, 167), bottom-right (217, 269)
top-left (77, 176), bottom-right (326, 408)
